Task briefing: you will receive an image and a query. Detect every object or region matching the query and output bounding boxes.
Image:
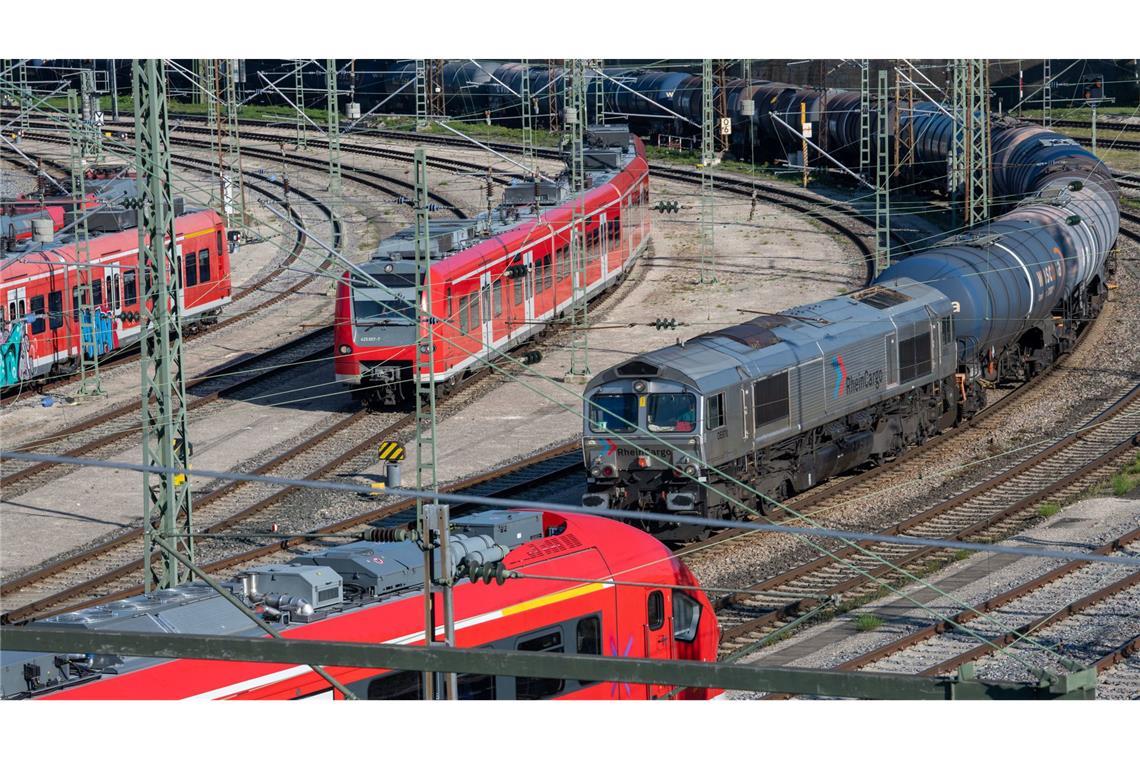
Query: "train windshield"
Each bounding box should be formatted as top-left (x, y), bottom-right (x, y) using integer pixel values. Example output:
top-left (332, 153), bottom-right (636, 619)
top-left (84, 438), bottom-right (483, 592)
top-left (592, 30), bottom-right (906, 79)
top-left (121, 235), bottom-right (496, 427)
top-left (647, 393), bottom-right (696, 433)
top-left (589, 394), bottom-right (637, 433)
top-left (353, 293), bottom-right (416, 324)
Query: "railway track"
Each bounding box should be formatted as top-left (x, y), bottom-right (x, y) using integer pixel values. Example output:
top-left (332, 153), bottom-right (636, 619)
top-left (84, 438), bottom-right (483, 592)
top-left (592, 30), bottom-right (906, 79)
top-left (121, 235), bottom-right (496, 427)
top-left (712, 382), bottom-right (1140, 662)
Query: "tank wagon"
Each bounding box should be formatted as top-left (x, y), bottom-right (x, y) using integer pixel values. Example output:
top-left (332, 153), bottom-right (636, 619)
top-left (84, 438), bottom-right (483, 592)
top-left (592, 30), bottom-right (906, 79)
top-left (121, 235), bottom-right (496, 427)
top-left (2, 511), bottom-right (720, 700)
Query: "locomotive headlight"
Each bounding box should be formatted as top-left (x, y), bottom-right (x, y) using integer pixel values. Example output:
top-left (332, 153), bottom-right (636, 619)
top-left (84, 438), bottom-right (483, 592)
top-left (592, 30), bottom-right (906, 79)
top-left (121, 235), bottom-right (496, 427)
top-left (684, 464), bottom-right (699, 476)
top-left (632, 380), bottom-right (648, 394)
top-left (384, 263), bottom-right (395, 273)
top-left (338, 344), bottom-right (352, 355)
top-left (601, 464), bottom-right (616, 477)
top-left (591, 466), bottom-right (602, 477)
top-left (587, 439), bottom-right (597, 446)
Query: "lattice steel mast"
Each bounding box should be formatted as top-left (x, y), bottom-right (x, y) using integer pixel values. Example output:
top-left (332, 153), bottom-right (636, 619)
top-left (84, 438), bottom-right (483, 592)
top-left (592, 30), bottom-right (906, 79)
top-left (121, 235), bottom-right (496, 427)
top-left (415, 59), bottom-right (428, 130)
top-left (565, 59), bottom-right (590, 379)
top-left (699, 58), bottom-right (717, 284)
top-left (859, 59), bottom-right (871, 179)
top-left (325, 59), bottom-right (342, 207)
top-left (67, 87), bottom-right (103, 398)
top-left (520, 59), bottom-right (536, 176)
top-left (874, 70), bottom-right (891, 276)
top-left (134, 59), bottom-right (193, 591)
top-left (294, 59), bottom-right (308, 148)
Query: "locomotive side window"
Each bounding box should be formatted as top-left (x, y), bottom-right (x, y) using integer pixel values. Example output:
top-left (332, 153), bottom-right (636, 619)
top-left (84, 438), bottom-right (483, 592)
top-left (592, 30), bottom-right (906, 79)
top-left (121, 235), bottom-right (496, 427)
top-left (515, 628), bottom-right (565, 700)
top-left (48, 291), bottom-right (63, 329)
top-left (899, 331), bottom-right (932, 383)
top-left (576, 615), bottom-right (602, 686)
top-left (754, 372), bottom-right (790, 426)
top-left (647, 590), bottom-right (665, 630)
top-left (365, 670), bottom-right (422, 700)
top-left (589, 393), bottom-right (637, 433)
top-left (492, 280), bottom-right (502, 317)
top-left (198, 249), bottom-right (211, 283)
top-left (457, 672), bottom-right (496, 700)
top-left (673, 592), bottom-right (702, 643)
top-left (123, 270), bottom-right (138, 307)
top-left (459, 295), bottom-right (469, 333)
top-left (184, 252), bottom-right (198, 287)
top-left (647, 393), bottom-right (696, 433)
top-left (941, 316), bottom-right (953, 345)
top-left (705, 393), bottom-right (726, 430)
top-left (30, 295), bottom-right (46, 334)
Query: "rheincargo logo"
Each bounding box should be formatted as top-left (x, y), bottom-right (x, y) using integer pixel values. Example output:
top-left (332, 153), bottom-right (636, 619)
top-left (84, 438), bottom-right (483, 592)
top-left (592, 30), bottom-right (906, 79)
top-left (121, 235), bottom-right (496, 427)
top-left (833, 355), bottom-right (847, 397)
top-left (833, 355), bottom-right (884, 398)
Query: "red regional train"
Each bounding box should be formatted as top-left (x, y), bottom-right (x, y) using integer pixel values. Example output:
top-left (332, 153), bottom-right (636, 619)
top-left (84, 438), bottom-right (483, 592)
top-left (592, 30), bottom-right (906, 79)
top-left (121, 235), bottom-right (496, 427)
top-left (3, 511), bottom-right (721, 700)
top-left (334, 124), bottom-right (651, 405)
top-left (1, 207), bottom-right (231, 390)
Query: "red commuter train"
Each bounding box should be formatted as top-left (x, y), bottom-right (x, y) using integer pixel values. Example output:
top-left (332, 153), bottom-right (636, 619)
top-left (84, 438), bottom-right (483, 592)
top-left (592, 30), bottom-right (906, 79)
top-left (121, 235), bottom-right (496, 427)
top-left (3, 510), bottom-right (720, 700)
top-left (1, 207), bottom-right (231, 390)
top-left (334, 124), bottom-right (651, 405)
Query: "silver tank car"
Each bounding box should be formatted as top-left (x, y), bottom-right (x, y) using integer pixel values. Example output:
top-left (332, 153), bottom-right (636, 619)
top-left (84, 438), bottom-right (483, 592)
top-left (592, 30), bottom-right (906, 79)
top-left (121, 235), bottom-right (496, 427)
top-left (581, 279), bottom-right (967, 536)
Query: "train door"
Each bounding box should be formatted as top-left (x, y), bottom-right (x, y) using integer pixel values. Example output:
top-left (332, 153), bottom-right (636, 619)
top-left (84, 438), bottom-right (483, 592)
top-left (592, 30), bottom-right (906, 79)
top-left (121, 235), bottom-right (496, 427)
top-left (523, 251), bottom-right (535, 325)
top-left (885, 331), bottom-right (899, 388)
top-left (480, 271), bottom-right (493, 354)
top-left (174, 244), bottom-right (185, 313)
top-left (6, 287), bottom-right (26, 325)
top-left (741, 379), bottom-right (753, 441)
top-left (643, 589), bottom-right (673, 699)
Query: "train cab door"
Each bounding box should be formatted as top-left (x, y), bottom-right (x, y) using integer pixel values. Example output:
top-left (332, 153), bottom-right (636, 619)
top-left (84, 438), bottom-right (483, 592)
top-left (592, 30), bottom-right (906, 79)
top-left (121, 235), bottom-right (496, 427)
top-left (174, 244), bottom-right (185, 314)
top-left (885, 331), bottom-right (899, 389)
top-left (523, 251), bottom-right (535, 325)
top-left (643, 588), bottom-right (674, 699)
top-left (479, 271), bottom-right (493, 354)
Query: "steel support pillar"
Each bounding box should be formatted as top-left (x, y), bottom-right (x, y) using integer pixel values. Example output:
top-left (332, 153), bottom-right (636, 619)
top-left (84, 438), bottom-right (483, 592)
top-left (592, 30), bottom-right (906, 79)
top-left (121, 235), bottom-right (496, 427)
top-left (874, 70), bottom-right (891, 277)
top-left (565, 59), bottom-right (589, 379)
top-left (412, 148), bottom-right (454, 699)
top-left (134, 59), bottom-right (193, 592)
top-left (859, 59), bottom-right (871, 179)
top-left (965, 59), bottom-right (990, 225)
top-left (325, 59), bottom-right (342, 208)
top-left (546, 59), bottom-right (561, 132)
top-left (67, 88), bottom-right (104, 399)
top-left (293, 59), bottom-right (307, 148)
top-left (699, 58), bottom-right (717, 284)
top-left (427, 59), bottom-right (445, 120)
top-left (949, 60), bottom-right (967, 227)
top-left (592, 59), bottom-right (604, 124)
top-left (1042, 59), bottom-right (1052, 128)
top-left (415, 59), bottom-right (428, 130)
top-left (520, 59), bottom-right (536, 176)
top-left (79, 68), bottom-right (103, 161)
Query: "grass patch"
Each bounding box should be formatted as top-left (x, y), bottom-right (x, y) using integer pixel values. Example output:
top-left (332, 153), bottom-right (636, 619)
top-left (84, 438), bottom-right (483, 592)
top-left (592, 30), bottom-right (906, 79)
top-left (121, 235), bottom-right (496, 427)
top-left (1036, 502), bottom-right (1062, 518)
top-left (952, 549), bottom-right (974, 562)
top-left (854, 614), bottom-right (883, 632)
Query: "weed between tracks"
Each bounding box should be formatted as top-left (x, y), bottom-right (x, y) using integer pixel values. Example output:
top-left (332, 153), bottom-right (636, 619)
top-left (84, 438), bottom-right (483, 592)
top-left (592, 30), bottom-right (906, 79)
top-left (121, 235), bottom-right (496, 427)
top-left (854, 614), bottom-right (884, 632)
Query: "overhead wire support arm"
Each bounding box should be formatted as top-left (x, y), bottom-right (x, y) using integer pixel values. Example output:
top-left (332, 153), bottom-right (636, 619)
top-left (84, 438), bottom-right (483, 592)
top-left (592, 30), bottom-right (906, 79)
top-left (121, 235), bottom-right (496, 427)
top-left (433, 120), bottom-right (556, 182)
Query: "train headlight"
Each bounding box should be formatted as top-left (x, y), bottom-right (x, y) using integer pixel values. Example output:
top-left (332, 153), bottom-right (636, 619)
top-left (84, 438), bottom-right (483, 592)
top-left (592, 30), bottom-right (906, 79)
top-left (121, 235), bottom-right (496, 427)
top-left (684, 464), bottom-right (699, 476)
top-left (338, 344), bottom-right (352, 355)
top-left (384, 263), bottom-right (395, 273)
top-left (591, 466), bottom-right (602, 477)
top-left (632, 380), bottom-right (648, 394)
top-left (601, 464), bottom-right (616, 477)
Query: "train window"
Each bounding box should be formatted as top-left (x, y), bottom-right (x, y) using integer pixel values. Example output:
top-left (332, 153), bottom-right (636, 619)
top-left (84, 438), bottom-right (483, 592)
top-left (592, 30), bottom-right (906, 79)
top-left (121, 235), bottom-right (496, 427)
top-left (113, 275), bottom-right (121, 311)
top-left (184, 253), bottom-right (198, 287)
top-left (899, 332), bottom-right (932, 383)
top-left (457, 672), bottom-right (496, 700)
top-left (754, 373), bottom-right (790, 427)
top-left (48, 291), bottom-right (63, 329)
top-left (534, 259), bottom-right (544, 294)
top-left (647, 393), bottom-right (696, 433)
top-left (607, 219), bottom-right (621, 241)
top-left (588, 393), bottom-right (637, 433)
top-left (71, 287), bottom-right (79, 316)
top-left (8, 302), bottom-right (16, 322)
top-left (471, 293), bottom-right (482, 327)
top-left (705, 393), bottom-right (725, 430)
top-left (481, 287), bottom-right (491, 323)
top-left (492, 280), bottom-right (502, 317)
top-left (542, 255), bottom-right (552, 291)
top-left (459, 295), bottom-right (469, 332)
top-left (556, 246), bottom-right (568, 279)
top-left (124, 270), bottom-right (138, 307)
top-left (91, 281), bottom-right (103, 308)
top-left (673, 592), bottom-right (702, 643)
top-left (513, 276), bottom-right (523, 306)
top-left (198, 249), bottom-right (211, 283)
top-left (17, 299), bottom-right (26, 319)
top-left (216, 230), bottom-right (225, 258)
top-left (30, 295), bottom-right (46, 334)
top-left (366, 670), bottom-right (422, 700)
top-left (647, 590), bottom-right (665, 631)
top-left (941, 316), bottom-right (953, 346)
top-left (515, 628), bottom-right (564, 700)
top-left (576, 616), bottom-right (601, 655)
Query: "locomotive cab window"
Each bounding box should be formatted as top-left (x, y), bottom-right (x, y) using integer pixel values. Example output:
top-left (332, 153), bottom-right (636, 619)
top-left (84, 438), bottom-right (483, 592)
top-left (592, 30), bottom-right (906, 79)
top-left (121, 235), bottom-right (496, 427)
top-left (754, 372), bottom-right (790, 427)
top-left (184, 253), bottom-right (198, 287)
top-left (589, 393), bottom-right (637, 433)
top-left (576, 615), bottom-right (602, 686)
top-left (647, 393), bottom-right (696, 433)
top-left (705, 393), bottom-right (726, 430)
top-left (647, 590), bottom-right (665, 631)
top-left (673, 591), bottom-right (702, 643)
top-left (899, 331), bottom-right (933, 383)
top-left (198, 249), bottom-right (211, 283)
top-left (515, 628), bottom-right (565, 700)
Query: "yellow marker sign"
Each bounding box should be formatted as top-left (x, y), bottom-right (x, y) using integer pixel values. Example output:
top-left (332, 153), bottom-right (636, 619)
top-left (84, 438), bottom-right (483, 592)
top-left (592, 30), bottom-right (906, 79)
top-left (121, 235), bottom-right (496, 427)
top-left (638, 396), bottom-right (647, 407)
top-left (377, 441), bottom-right (406, 462)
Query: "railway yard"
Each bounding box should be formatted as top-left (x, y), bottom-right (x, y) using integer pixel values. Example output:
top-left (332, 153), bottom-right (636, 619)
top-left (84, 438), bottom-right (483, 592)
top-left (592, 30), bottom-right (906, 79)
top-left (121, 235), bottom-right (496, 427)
top-left (2, 39), bottom-right (1140, 733)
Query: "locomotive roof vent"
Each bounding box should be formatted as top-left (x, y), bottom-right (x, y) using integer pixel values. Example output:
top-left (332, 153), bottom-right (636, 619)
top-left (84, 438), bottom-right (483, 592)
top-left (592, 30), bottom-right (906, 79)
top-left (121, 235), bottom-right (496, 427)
top-left (707, 315), bottom-right (788, 349)
top-left (850, 285), bottom-right (911, 310)
top-left (586, 124), bottom-right (630, 149)
top-left (616, 360), bottom-right (659, 377)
